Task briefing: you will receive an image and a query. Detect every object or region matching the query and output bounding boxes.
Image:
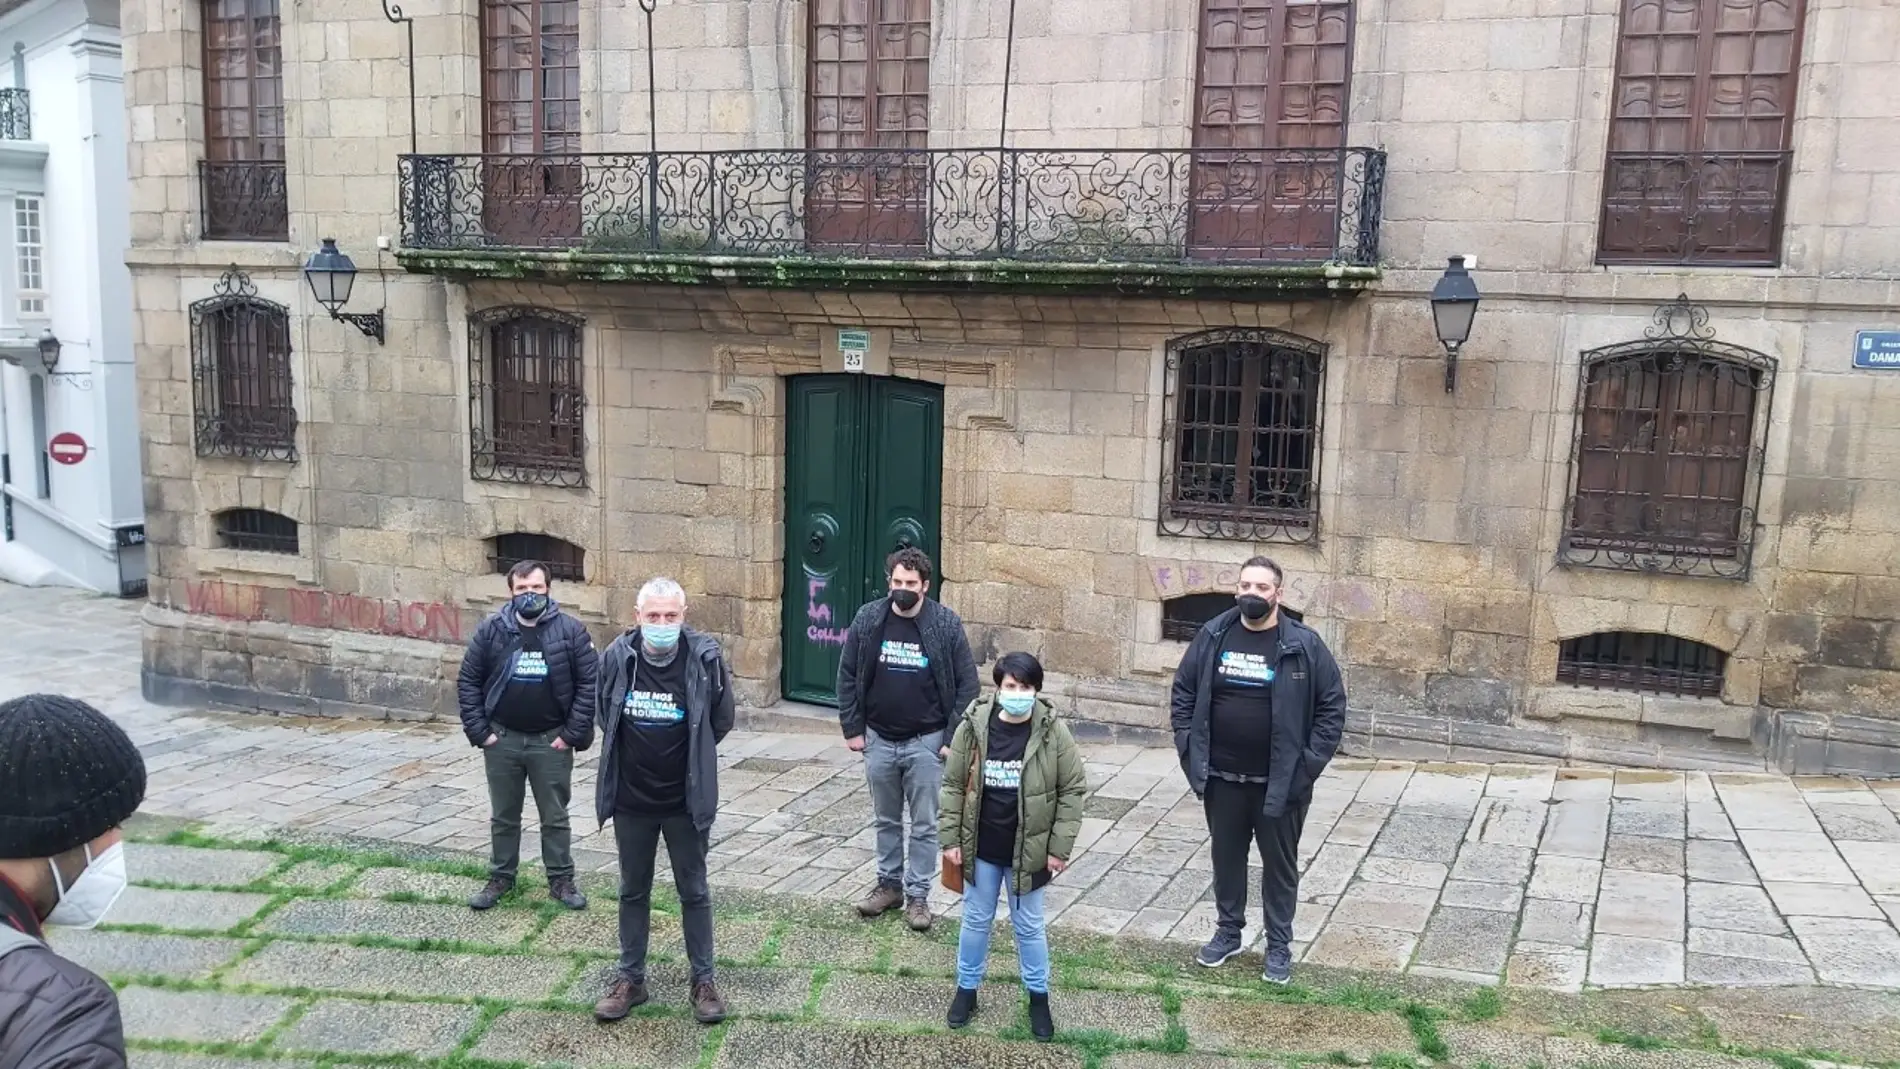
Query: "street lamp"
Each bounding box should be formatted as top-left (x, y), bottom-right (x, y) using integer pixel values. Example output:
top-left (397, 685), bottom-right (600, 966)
top-left (303, 238), bottom-right (386, 345)
top-left (1429, 255), bottom-right (1480, 393)
top-left (36, 328), bottom-right (59, 371)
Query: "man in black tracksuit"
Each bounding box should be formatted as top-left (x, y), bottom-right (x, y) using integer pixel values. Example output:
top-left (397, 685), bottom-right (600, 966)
top-left (457, 560), bottom-right (598, 913)
top-left (1171, 555), bottom-right (1346, 985)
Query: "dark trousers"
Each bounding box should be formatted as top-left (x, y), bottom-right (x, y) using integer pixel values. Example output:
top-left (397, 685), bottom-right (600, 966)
top-left (1204, 777), bottom-right (1309, 949)
top-left (482, 726), bottom-right (575, 882)
top-left (613, 811), bottom-right (716, 984)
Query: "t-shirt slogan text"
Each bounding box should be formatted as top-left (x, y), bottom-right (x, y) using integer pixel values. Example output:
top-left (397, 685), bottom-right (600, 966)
top-left (879, 641), bottom-right (929, 673)
top-left (623, 689), bottom-right (684, 725)
top-left (1217, 651), bottom-right (1274, 687)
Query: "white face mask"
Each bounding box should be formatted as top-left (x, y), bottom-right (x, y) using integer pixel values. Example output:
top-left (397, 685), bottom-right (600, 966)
top-left (46, 841), bottom-right (128, 930)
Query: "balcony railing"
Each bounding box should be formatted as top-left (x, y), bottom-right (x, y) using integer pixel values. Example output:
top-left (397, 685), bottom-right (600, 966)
top-left (0, 89), bottom-right (28, 140)
top-left (1597, 150), bottom-right (1792, 267)
top-left (200, 160), bottom-right (289, 242)
top-left (398, 147), bottom-right (1386, 268)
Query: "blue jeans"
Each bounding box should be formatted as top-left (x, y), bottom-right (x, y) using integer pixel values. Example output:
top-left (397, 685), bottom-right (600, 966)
top-left (956, 859), bottom-right (1050, 993)
top-left (864, 727), bottom-right (945, 901)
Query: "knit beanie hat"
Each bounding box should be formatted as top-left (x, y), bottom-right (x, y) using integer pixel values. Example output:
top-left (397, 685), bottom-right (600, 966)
top-left (0, 694), bottom-right (147, 860)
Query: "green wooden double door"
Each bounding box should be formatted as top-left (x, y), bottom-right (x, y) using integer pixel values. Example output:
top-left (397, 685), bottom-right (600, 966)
top-left (782, 374), bottom-right (943, 707)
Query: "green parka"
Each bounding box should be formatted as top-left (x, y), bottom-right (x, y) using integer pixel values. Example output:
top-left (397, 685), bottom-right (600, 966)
top-left (939, 694), bottom-right (1090, 896)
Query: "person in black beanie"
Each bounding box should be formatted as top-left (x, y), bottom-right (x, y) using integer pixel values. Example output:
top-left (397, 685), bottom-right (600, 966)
top-left (0, 692), bottom-right (148, 1069)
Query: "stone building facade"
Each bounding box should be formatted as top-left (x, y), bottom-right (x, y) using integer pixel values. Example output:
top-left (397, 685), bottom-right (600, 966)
top-left (127, 0), bottom-right (1900, 773)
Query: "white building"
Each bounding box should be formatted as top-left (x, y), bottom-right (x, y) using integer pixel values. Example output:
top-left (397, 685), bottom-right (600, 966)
top-left (0, 0), bottom-right (143, 595)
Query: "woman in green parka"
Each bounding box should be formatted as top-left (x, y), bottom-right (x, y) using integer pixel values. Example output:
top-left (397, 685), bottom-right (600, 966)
top-left (938, 651), bottom-right (1088, 1041)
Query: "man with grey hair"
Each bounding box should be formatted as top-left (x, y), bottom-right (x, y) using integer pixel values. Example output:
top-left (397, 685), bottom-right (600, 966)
top-left (591, 577), bottom-right (734, 1027)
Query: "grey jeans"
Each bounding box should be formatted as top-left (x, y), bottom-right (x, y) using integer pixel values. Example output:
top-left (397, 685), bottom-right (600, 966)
top-left (864, 726), bottom-right (946, 901)
top-left (482, 725), bottom-right (575, 882)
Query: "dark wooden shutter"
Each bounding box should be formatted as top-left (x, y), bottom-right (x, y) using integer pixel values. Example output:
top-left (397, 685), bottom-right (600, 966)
top-left (481, 0), bottom-right (582, 245)
top-left (201, 0), bottom-right (287, 239)
top-left (807, 0), bottom-right (931, 251)
top-left (1598, 0), bottom-right (1803, 265)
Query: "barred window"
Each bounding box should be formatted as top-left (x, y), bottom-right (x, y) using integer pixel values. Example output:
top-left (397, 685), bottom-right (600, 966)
top-left (1557, 631), bottom-right (1725, 699)
top-left (215, 508), bottom-right (298, 554)
top-left (490, 532), bottom-right (585, 583)
top-left (190, 268), bottom-right (297, 461)
top-left (1161, 329), bottom-right (1325, 543)
top-left (1162, 591), bottom-right (1303, 641)
top-left (469, 308), bottom-right (586, 486)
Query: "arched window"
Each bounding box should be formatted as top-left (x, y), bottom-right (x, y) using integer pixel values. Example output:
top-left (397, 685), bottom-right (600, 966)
top-left (1162, 592), bottom-right (1304, 641)
top-left (1557, 631), bottom-right (1725, 698)
top-left (1560, 297), bottom-right (1774, 579)
top-left (469, 308), bottom-right (586, 487)
top-left (189, 268), bottom-right (297, 461)
top-left (1161, 328), bottom-right (1326, 543)
top-left (490, 532), bottom-right (585, 583)
top-left (215, 508), bottom-right (298, 554)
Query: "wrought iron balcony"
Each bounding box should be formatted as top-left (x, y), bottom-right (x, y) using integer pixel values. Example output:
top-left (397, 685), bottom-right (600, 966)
top-left (397, 147), bottom-right (1387, 292)
top-left (199, 160), bottom-right (289, 242)
top-left (0, 89), bottom-right (28, 140)
top-left (1597, 150), bottom-right (1792, 268)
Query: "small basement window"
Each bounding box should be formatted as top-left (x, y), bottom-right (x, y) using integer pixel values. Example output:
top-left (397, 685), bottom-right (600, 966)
top-left (490, 532), bottom-right (585, 583)
top-left (215, 508), bottom-right (299, 554)
top-left (1162, 592), bottom-right (1303, 641)
top-left (1557, 631), bottom-right (1725, 698)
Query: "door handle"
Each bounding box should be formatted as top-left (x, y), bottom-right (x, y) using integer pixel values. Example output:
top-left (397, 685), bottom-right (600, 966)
top-left (808, 530), bottom-right (826, 553)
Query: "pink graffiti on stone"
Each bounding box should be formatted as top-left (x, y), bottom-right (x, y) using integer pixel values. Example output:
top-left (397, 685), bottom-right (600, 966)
top-left (804, 570), bottom-right (846, 647)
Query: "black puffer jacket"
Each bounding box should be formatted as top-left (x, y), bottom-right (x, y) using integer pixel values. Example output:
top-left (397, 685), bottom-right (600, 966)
top-left (455, 602), bottom-right (599, 750)
top-left (2, 894), bottom-right (128, 1069)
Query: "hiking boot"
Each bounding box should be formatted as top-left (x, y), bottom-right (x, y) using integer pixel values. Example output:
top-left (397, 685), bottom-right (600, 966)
top-left (691, 979), bottom-right (728, 1024)
top-left (855, 883), bottom-right (903, 918)
top-left (946, 986), bottom-right (979, 1029)
top-left (549, 876), bottom-right (588, 911)
top-left (467, 877), bottom-right (512, 911)
top-left (904, 897), bottom-right (934, 932)
top-left (1263, 944), bottom-right (1293, 985)
top-left (1028, 990), bottom-right (1055, 1042)
top-left (1195, 928), bottom-right (1244, 968)
top-left (593, 976), bottom-right (648, 1021)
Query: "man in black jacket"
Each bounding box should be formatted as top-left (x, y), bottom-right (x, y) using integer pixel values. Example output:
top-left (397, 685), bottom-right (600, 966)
top-left (590, 577), bottom-right (735, 1027)
top-left (836, 547), bottom-right (979, 932)
top-left (1, 693), bottom-right (147, 1069)
top-left (1171, 556), bottom-right (1347, 985)
top-left (457, 559), bottom-right (598, 912)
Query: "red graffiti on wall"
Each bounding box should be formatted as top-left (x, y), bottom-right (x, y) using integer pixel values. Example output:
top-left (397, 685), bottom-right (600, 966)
top-left (181, 581), bottom-right (465, 644)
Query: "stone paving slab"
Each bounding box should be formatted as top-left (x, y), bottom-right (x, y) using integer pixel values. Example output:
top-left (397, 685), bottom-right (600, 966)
top-left (229, 939), bottom-right (573, 1000)
top-left (271, 861), bottom-right (359, 891)
top-left (713, 1020), bottom-right (1087, 1069)
top-left (1177, 998), bottom-right (1418, 1059)
top-left (256, 896), bottom-right (542, 947)
top-left (275, 998), bottom-right (483, 1058)
top-left (125, 843), bottom-right (282, 887)
top-left (1439, 1023), bottom-right (1552, 1068)
top-left (775, 923), bottom-right (886, 969)
top-left (127, 1057), bottom-right (314, 1069)
top-left (117, 986), bottom-right (296, 1043)
top-left (1102, 1056), bottom-right (1279, 1069)
top-left (471, 1009), bottom-right (705, 1068)
top-left (105, 887), bottom-right (276, 932)
top-left (348, 866), bottom-right (488, 901)
top-left (1543, 1037), bottom-right (1766, 1069)
top-left (46, 929), bottom-right (245, 980)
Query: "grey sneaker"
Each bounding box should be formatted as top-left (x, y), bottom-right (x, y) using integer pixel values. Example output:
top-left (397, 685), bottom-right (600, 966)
top-left (856, 883), bottom-right (903, 918)
top-left (468, 877), bottom-right (512, 911)
top-left (1195, 928), bottom-right (1245, 968)
top-left (1263, 944), bottom-right (1293, 984)
top-left (904, 897), bottom-right (934, 932)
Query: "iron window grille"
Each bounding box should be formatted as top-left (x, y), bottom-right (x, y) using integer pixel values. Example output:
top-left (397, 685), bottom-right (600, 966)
top-left (190, 267), bottom-right (298, 462)
top-left (469, 307), bottom-right (587, 486)
top-left (489, 532), bottom-right (585, 583)
top-left (1160, 328), bottom-right (1325, 543)
top-left (1557, 631), bottom-right (1726, 699)
top-left (0, 88), bottom-right (28, 140)
top-left (215, 508), bottom-right (299, 554)
top-left (1559, 296), bottom-right (1774, 580)
top-left (1162, 591), bottom-right (1304, 641)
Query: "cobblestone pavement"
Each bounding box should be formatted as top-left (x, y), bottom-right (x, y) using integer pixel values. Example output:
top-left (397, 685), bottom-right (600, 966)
top-left (9, 583), bottom-right (1900, 997)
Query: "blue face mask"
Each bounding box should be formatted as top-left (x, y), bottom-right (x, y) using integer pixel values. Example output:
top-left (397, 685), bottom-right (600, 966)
top-left (643, 623), bottom-right (681, 650)
top-left (998, 692), bottom-right (1037, 717)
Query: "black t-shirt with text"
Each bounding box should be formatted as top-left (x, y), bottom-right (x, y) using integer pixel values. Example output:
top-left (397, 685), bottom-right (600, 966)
top-left (1207, 624), bottom-right (1279, 779)
top-left (615, 650), bottom-right (692, 815)
top-left (492, 627), bottom-right (564, 733)
top-left (977, 709), bottom-right (1034, 866)
top-left (864, 610), bottom-right (944, 741)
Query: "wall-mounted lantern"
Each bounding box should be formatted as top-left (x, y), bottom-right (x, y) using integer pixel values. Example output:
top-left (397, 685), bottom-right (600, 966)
top-left (1429, 254), bottom-right (1481, 393)
top-left (303, 238), bottom-right (386, 345)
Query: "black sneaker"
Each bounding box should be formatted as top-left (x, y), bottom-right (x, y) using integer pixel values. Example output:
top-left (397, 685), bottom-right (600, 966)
top-left (1195, 928), bottom-right (1245, 968)
top-left (1263, 943), bottom-right (1293, 985)
top-left (468, 877), bottom-right (512, 911)
top-left (549, 876), bottom-right (588, 910)
top-left (946, 986), bottom-right (978, 1029)
top-left (1028, 990), bottom-right (1055, 1042)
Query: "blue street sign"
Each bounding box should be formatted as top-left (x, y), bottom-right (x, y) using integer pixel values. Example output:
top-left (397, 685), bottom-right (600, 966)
top-left (1854, 330), bottom-right (1900, 370)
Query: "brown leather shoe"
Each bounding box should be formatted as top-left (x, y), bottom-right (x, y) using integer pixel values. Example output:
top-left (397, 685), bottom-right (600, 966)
top-left (855, 883), bottom-right (903, 918)
top-left (593, 976), bottom-right (647, 1022)
top-left (904, 897), bottom-right (933, 932)
top-left (691, 979), bottom-right (728, 1024)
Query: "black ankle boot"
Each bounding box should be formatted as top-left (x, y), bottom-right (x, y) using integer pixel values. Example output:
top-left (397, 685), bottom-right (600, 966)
top-left (947, 986), bottom-right (978, 1028)
top-left (1028, 990), bottom-right (1054, 1041)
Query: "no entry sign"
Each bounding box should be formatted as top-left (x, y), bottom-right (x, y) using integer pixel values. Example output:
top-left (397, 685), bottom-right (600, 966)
top-left (48, 431), bottom-right (89, 465)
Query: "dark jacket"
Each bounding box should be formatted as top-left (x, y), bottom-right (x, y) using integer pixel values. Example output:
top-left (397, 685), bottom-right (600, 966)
top-left (939, 695), bottom-right (1089, 895)
top-left (836, 596), bottom-right (980, 740)
top-left (1, 879), bottom-right (128, 1069)
top-left (456, 601), bottom-right (599, 750)
top-left (1169, 606), bottom-right (1348, 818)
top-left (594, 626), bottom-right (735, 831)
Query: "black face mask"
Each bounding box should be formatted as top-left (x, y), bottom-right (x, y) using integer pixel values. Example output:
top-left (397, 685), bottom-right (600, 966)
top-left (512, 592), bottom-right (550, 623)
top-left (890, 588), bottom-right (922, 611)
top-left (1237, 594), bottom-right (1273, 622)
